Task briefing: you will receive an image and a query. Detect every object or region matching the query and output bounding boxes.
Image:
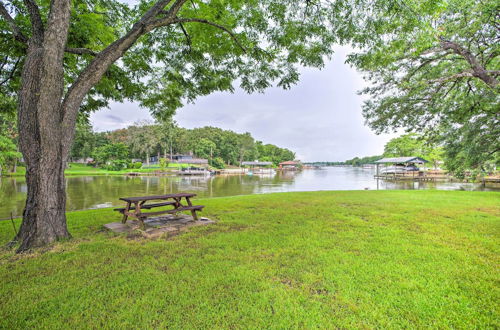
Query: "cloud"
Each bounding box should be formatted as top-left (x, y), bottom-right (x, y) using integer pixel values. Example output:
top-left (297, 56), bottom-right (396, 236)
top-left (90, 46), bottom-right (396, 161)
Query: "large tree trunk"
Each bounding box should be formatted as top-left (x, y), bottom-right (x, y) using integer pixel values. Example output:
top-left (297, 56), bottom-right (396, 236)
top-left (15, 1), bottom-right (72, 252)
top-left (16, 157), bottom-right (69, 251)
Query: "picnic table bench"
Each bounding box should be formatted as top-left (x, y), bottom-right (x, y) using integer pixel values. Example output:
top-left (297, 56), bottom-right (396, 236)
top-left (114, 193), bottom-right (204, 229)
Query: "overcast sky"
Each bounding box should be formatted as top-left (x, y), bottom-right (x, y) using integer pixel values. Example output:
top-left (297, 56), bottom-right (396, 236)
top-left (90, 46), bottom-right (396, 161)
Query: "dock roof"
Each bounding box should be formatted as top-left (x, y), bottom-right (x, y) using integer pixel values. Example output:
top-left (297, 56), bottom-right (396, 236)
top-left (241, 161), bottom-right (273, 166)
top-left (173, 158), bottom-right (208, 164)
top-left (279, 161), bottom-right (300, 165)
top-left (375, 157), bottom-right (428, 164)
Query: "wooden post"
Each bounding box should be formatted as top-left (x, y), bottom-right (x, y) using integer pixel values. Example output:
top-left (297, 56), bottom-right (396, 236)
top-left (121, 202), bottom-right (131, 223)
top-left (186, 197), bottom-right (198, 220)
top-left (134, 202), bottom-right (145, 230)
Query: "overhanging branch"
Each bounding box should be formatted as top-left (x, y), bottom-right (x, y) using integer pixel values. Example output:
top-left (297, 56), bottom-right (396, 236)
top-left (427, 70), bottom-right (474, 84)
top-left (439, 37), bottom-right (499, 89)
top-left (174, 17), bottom-right (246, 53)
top-left (23, 0), bottom-right (43, 42)
top-left (178, 22), bottom-right (191, 52)
top-left (65, 47), bottom-right (98, 56)
top-left (0, 3), bottom-right (28, 43)
top-left (60, 0), bottom-right (188, 159)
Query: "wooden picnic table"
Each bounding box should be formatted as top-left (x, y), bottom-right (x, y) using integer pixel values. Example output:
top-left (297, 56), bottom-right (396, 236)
top-left (114, 193), bottom-right (204, 229)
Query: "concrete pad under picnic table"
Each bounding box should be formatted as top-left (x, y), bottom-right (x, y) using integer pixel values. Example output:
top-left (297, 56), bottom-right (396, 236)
top-left (104, 214), bottom-right (215, 239)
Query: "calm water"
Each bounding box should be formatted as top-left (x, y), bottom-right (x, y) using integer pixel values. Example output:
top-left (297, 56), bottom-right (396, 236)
top-left (1, 167), bottom-right (498, 219)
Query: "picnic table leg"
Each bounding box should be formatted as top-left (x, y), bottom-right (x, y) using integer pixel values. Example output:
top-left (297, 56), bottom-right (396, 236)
top-left (186, 197), bottom-right (198, 221)
top-left (139, 217), bottom-right (146, 230)
top-left (121, 202), bottom-right (131, 223)
top-left (134, 202), bottom-right (146, 230)
top-left (171, 197), bottom-right (182, 217)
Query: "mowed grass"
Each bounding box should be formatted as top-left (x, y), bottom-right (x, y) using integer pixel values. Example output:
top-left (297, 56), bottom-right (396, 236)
top-left (0, 190), bottom-right (499, 329)
top-left (7, 162), bottom-right (200, 177)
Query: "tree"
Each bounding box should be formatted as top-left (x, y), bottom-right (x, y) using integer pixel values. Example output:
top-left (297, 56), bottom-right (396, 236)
top-left (346, 0), bottom-right (499, 175)
top-left (0, 135), bottom-right (21, 174)
top-left (256, 141), bottom-right (295, 165)
top-left (92, 143), bottom-right (129, 167)
top-left (157, 118), bottom-right (177, 160)
top-left (2, 0), bottom-right (343, 251)
top-left (70, 120), bottom-right (99, 161)
top-left (194, 138), bottom-right (216, 160)
top-left (441, 117), bottom-right (499, 177)
top-left (237, 133), bottom-right (255, 165)
top-left (129, 122), bottom-right (159, 167)
top-left (383, 134), bottom-right (426, 158)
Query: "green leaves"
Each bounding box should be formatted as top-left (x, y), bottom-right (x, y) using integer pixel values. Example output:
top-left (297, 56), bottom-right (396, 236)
top-left (92, 142), bottom-right (129, 168)
top-left (346, 0), bottom-right (499, 175)
top-left (0, 135), bottom-right (21, 174)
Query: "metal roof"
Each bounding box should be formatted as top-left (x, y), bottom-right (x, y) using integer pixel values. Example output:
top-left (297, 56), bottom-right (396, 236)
top-left (241, 161), bottom-right (273, 166)
top-left (375, 157), bottom-right (428, 164)
top-left (172, 158), bottom-right (208, 164)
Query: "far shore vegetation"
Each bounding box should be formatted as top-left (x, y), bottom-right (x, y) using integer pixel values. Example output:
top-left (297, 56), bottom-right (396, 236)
top-left (1, 191), bottom-right (498, 328)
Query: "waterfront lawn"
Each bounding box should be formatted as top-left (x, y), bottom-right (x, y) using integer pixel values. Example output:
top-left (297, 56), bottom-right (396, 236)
top-left (0, 190), bottom-right (498, 328)
top-left (8, 162), bottom-right (201, 177)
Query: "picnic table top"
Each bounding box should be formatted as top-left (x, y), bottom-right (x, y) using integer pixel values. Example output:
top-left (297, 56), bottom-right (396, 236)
top-left (120, 193), bottom-right (196, 203)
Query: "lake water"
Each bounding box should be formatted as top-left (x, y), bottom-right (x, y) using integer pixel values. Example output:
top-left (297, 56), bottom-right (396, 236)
top-left (1, 167), bottom-right (497, 219)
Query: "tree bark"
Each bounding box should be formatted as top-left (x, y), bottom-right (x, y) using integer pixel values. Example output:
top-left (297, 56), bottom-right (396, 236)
top-left (15, 1), bottom-right (72, 252)
top-left (439, 38), bottom-right (499, 89)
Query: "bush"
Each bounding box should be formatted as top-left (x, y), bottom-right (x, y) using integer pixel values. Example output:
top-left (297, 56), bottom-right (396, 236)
top-left (127, 162), bottom-right (142, 169)
top-left (159, 158), bottom-right (169, 170)
top-left (211, 157), bottom-right (225, 169)
top-left (105, 160), bottom-right (128, 171)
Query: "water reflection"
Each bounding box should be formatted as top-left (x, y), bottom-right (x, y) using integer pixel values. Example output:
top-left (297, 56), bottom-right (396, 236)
top-left (1, 167), bottom-right (498, 219)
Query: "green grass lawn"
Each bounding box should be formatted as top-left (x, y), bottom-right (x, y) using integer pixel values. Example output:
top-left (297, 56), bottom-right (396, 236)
top-left (7, 163), bottom-right (202, 177)
top-left (0, 190), bottom-right (499, 328)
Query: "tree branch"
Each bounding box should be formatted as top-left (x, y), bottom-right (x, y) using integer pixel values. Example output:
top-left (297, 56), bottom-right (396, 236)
top-left (65, 47), bottom-right (98, 56)
top-left (0, 3), bottom-right (28, 43)
top-left (439, 37), bottom-right (498, 89)
top-left (60, 0), bottom-right (188, 159)
top-left (428, 70), bottom-right (474, 84)
top-left (23, 0), bottom-right (43, 42)
top-left (0, 57), bottom-right (20, 86)
top-left (178, 22), bottom-right (191, 52)
top-left (173, 17), bottom-right (246, 53)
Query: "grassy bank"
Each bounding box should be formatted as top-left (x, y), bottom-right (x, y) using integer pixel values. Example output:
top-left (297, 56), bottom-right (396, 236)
top-left (1, 190), bottom-right (499, 328)
top-left (7, 163), bottom-right (205, 177)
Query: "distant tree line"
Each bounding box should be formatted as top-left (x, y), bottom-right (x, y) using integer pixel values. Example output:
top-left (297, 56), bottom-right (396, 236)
top-left (308, 134), bottom-right (447, 169)
top-left (69, 120), bottom-right (295, 169)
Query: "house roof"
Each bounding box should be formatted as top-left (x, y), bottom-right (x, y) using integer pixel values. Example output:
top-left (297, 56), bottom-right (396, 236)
top-left (241, 161), bottom-right (273, 166)
top-left (375, 157), bottom-right (428, 164)
top-left (279, 161), bottom-right (299, 165)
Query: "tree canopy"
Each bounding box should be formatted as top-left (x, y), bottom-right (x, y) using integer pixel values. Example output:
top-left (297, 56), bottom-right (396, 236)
top-left (71, 122), bottom-right (296, 168)
top-left (0, 0), bottom-right (346, 121)
top-left (346, 0), bottom-right (499, 174)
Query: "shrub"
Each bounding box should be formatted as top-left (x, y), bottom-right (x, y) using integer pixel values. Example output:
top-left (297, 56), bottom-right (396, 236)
top-left (159, 158), bottom-right (169, 170)
top-left (105, 160), bottom-right (128, 171)
top-left (211, 157), bottom-right (225, 169)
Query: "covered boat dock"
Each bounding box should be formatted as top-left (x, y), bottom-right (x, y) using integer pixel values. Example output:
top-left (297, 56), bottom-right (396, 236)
top-left (374, 157), bottom-right (431, 180)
